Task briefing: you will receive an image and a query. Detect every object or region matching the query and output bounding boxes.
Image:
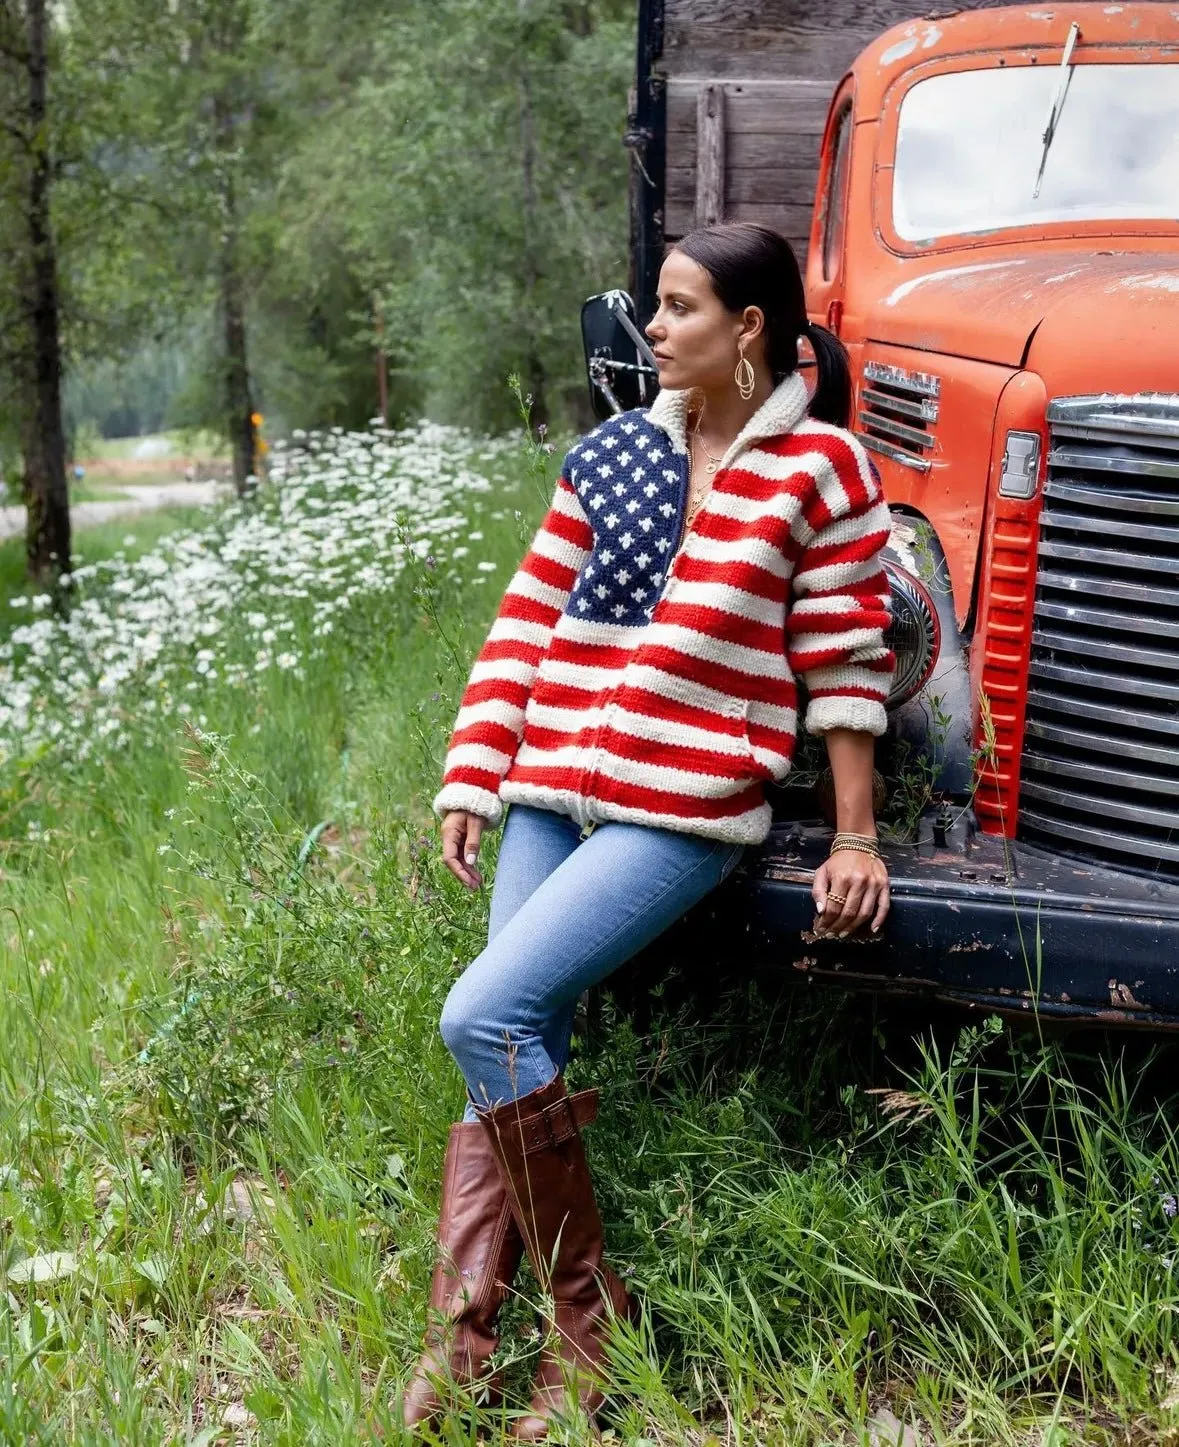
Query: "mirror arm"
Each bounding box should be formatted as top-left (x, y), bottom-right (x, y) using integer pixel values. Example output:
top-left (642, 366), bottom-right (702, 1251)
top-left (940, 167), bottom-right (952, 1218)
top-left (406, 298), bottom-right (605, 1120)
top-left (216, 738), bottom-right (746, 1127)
top-left (604, 289), bottom-right (660, 371)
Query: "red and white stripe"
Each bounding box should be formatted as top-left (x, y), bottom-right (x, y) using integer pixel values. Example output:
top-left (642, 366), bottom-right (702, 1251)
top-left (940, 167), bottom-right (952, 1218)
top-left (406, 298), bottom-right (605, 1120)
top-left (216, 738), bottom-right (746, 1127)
top-left (434, 379), bottom-right (895, 845)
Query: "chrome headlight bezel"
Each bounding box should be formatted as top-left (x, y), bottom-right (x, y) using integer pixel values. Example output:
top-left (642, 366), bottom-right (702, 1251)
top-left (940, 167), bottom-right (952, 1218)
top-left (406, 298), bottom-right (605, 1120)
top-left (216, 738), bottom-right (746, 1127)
top-left (883, 560), bottom-right (940, 708)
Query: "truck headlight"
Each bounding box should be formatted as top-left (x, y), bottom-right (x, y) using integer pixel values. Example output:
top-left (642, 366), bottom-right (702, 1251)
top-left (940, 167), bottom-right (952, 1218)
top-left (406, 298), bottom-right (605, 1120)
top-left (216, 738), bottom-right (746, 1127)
top-left (885, 564), bottom-right (940, 708)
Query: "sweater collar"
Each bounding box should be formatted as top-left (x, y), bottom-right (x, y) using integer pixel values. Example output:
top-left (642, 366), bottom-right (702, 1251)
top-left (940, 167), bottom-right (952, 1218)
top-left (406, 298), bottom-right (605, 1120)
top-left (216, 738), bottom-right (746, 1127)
top-left (645, 370), bottom-right (810, 468)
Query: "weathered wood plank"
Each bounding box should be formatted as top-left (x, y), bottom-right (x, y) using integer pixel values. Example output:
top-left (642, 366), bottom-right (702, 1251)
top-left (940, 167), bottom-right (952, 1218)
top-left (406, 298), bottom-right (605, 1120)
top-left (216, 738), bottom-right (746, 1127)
top-left (666, 194), bottom-right (815, 238)
top-left (663, 25), bottom-right (884, 81)
top-left (667, 0), bottom-right (1019, 22)
top-left (670, 165), bottom-right (818, 209)
top-left (668, 79), bottom-right (832, 135)
top-left (672, 128), bottom-right (828, 170)
top-left (695, 83), bottom-right (725, 227)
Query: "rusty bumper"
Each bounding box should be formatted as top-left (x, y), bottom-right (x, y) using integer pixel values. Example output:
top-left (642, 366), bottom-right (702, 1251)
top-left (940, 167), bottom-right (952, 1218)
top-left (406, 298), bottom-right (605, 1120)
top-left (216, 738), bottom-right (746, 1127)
top-left (727, 821), bottom-right (1179, 1030)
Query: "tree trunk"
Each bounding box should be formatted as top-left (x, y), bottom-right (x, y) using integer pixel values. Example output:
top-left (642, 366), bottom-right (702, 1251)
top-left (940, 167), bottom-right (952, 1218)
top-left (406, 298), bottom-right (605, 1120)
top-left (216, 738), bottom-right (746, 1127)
top-left (214, 95), bottom-right (256, 495)
top-left (21, 0), bottom-right (70, 586)
top-left (516, 25), bottom-right (548, 432)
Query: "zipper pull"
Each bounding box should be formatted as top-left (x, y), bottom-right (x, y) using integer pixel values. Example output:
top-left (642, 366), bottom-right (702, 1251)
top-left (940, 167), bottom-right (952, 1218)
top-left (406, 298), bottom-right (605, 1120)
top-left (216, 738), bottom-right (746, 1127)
top-left (578, 820), bottom-right (597, 841)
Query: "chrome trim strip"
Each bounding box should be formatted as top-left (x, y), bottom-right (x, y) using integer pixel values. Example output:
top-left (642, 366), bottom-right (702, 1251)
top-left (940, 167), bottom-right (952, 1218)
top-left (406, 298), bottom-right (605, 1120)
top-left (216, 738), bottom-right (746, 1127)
top-left (1044, 480), bottom-right (1179, 517)
top-left (854, 432), bottom-right (932, 474)
top-left (1039, 508), bottom-right (1179, 546)
top-left (1038, 538), bottom-right (1179, 575)
top-left (863, 359), bottom-right (941, 399)
top-left (1019, 808), bottom-right (1179, 866)
top-left (1026, 688), bottom-right (1179, 736)
top-left (1032, 627), bottom-right (1179, 671)
top-left (1028, 657), bottom-right (1179, 703)
top-left (1025, 717), bottom-right (1179, 768)
top-left (1036, 570), bottom-right (1179, 612)
top-left (1047, 393), bottom-right (1179, 439)
top-left (1024, 752), bottom-right (1179, 799)
top-left (1049, 445), bottom-right (1179, 479)
top-left (856, 411), bottom-right (935, 451)
top-left (861, 386), bottom-right (939, 423)
top-left (1021, 778), bottom-right (1179, 833)
top-left (1035, 598), bottom-right (1179, 639)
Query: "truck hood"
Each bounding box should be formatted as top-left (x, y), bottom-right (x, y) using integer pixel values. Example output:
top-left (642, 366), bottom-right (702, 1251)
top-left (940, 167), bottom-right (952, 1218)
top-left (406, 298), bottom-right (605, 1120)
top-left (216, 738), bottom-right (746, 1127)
top-left (865, 252), bottom-right (1179, 375)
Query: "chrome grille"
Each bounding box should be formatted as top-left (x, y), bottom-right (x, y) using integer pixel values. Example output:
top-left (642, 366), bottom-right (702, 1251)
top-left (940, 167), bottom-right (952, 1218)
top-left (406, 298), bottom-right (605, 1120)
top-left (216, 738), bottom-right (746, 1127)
top-left (856, 360), bottom-right (938, 474)
top-left (1020, 394), bottom-right (1179, 875)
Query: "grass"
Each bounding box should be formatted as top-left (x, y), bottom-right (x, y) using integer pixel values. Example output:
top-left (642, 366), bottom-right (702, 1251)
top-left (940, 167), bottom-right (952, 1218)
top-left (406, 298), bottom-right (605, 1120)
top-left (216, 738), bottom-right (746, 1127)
top-left (2, 418), bottom-right (1178, 1445)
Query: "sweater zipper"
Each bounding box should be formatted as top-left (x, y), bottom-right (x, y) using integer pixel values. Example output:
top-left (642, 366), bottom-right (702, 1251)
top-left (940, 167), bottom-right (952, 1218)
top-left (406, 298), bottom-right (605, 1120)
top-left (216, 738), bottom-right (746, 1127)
top-left (661, 451), bottom-right (691, 600)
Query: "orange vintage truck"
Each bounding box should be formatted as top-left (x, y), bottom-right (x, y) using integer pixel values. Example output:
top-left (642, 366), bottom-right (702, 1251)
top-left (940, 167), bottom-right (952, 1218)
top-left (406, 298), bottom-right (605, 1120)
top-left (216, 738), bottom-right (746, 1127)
top-left (580, 2), bottom-right (1179, 1026)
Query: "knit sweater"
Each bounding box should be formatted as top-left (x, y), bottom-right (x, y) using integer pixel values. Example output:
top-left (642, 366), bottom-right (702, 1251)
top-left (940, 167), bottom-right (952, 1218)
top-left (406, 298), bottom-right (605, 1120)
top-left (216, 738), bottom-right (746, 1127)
top-left (431, 370), bottom-right (896, 846)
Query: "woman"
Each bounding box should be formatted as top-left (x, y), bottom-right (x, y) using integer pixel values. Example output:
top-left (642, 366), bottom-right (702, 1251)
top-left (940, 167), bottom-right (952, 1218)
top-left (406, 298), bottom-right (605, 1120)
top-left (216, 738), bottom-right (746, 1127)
top-left (403, 221), bottom-right (896, 1438)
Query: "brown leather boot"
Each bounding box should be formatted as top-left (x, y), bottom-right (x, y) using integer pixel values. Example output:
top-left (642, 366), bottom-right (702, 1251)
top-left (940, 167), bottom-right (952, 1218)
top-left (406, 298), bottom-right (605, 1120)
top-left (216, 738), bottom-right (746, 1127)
top-left (399, 1091), bottom-right (601, 1434)
top-left (475, 1073), bottom-right (636, 1442)
top-left (398, 1120), bottom-right (524, 1431)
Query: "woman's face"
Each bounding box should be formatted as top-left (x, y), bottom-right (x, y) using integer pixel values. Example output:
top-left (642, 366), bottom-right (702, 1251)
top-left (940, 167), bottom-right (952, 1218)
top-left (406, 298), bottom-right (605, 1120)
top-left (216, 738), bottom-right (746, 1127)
top-left (645, 249), bottom-right (762, 393)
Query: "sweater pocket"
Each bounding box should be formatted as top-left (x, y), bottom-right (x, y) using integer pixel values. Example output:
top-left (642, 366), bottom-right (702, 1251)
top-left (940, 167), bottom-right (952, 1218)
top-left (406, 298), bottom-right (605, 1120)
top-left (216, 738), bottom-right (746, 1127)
top-left (738, 686), bottom-right (799, 785)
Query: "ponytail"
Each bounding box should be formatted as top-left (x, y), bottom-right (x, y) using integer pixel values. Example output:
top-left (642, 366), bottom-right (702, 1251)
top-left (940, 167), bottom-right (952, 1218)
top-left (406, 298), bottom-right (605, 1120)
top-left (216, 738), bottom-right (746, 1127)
top-left (803, 321), bottom-right (852, 429)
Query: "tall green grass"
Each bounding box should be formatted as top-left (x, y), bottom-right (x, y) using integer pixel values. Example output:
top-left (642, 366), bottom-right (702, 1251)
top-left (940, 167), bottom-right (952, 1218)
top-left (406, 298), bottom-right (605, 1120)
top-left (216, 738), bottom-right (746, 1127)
top-left (2, 425), bottom-right (1177, 1444)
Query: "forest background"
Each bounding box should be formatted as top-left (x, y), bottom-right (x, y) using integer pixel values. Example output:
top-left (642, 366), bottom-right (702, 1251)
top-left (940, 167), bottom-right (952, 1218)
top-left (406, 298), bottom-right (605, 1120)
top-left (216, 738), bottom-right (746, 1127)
top-left (0, 0), bottom-right (631, 576)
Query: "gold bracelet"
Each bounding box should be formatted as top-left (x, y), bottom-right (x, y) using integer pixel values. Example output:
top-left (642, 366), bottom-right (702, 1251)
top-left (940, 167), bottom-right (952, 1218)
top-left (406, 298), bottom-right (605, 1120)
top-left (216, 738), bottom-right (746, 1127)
top-left (830, 832), bottom-right (882, 859)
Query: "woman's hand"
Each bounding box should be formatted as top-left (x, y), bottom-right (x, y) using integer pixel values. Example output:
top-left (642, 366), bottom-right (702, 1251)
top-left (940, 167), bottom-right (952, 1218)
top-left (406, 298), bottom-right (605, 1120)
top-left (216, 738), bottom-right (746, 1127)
top-left (812, 851), bottom-right (890, 937)
top-left (440, 810), bottom-right (486, 891)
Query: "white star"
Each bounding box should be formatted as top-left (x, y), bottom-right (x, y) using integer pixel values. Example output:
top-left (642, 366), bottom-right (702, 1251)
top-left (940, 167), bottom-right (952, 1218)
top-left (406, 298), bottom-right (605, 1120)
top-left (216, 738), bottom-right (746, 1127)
top-left (625, 499), bottom-right (640, 514)
top-left (635, 552), bottom-right (651, 569)
top-left (584, 563), bottom-right (595, 578)
top-left (578, 597), bottom-right (589, 611)
top-left (604, 513), bottom-right (619, 529)
top-left (663, 469), bottom-right (677, 483)
top-left (583, 448), bottom-right (597, 461)
top-left (619, 451), bottom-right (631, 466)
top-left (651, 570), bottom-right (664, 585)
top-left (655, 538), bottom-right (670, 554)
top-left (638, 517), bottom-right (654, 532)
top-left (616, 568), bottom-right (631, 585)
top-left (612, 603), bottom-right (627, 618)
top-left (643, 482), bottom-right (658, 498)
top-left (632, 587), bottom-right (647, 601)
top-left (659, 502), bottom-right (675, 518)
top-left (622, 421), bottom-right (636, 434)
top-left (634, 466), bottom-right (645, 480)
top-left (613, 482), bottom-right (626, 496)
top-left (603, 436), bottom-right (617, 450)
top-left (595, 584), bottom-right (608, 599)
top-left (619, 531), bottom-right (634, 549)
top-left (598, 464), bottom-right (612, 478)
top-left (650, 447), bottom-right (663, 461)
top-left (600, 548), bottom-right (614, 565)
top-left (590, 493), bottom-right (605, 510)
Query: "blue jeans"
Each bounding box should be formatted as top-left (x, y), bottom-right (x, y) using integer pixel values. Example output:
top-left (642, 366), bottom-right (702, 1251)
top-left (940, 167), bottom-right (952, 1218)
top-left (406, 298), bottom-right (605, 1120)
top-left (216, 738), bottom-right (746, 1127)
top-left (441, 803), bottom-right (747, 1122)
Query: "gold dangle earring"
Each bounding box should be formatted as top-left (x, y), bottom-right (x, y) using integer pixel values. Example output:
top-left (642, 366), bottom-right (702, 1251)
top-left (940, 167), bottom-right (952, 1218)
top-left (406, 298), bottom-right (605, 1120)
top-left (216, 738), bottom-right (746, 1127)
top-left (734, 344), bottom-right (755, 402)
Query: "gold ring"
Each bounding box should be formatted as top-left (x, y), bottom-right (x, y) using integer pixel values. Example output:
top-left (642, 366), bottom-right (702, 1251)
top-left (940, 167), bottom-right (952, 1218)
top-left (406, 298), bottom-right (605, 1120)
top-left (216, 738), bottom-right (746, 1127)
top-left (827, 893), bottom-right (847, 905)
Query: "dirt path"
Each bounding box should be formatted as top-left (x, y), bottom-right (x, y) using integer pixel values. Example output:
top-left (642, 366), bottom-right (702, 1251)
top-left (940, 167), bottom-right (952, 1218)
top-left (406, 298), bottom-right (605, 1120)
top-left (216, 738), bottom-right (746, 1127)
top-left (0, 481), bottom-right (226, 544)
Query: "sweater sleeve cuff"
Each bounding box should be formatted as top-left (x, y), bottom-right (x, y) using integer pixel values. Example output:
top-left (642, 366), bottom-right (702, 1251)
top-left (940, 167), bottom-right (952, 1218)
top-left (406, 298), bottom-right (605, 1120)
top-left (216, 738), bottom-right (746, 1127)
top-left (804, 694), bottom-right (888, 737)
top-left (432, 782), bottom-right (504, 827)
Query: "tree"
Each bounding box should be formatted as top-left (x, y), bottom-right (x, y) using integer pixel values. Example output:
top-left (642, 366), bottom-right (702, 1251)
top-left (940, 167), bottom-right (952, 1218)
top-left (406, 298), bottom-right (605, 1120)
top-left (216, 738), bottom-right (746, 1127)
top-left (0, 0), bottom-right (71, 585)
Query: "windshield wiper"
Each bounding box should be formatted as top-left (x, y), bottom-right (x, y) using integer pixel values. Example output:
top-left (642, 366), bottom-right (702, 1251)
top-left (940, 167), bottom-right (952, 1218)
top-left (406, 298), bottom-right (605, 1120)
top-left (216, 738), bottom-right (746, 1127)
top-left (1033, 21), bottom-right (1082, 199)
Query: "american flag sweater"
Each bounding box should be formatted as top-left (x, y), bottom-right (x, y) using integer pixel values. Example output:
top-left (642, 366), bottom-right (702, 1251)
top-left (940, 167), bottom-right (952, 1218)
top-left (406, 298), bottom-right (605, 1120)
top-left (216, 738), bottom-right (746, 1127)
top-left (432, 371), bottom-right (896, 846)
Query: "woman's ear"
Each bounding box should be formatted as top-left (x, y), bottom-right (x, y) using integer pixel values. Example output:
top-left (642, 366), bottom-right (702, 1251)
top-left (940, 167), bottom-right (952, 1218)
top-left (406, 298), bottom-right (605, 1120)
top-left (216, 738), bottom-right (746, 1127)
top-left (738, 304), bottom-right (766, 347)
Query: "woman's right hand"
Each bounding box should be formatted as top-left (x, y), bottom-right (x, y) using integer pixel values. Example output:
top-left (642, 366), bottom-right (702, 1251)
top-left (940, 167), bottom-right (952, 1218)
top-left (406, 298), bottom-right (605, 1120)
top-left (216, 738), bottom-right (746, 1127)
top-left (440, 810), bottom-right (486, 891)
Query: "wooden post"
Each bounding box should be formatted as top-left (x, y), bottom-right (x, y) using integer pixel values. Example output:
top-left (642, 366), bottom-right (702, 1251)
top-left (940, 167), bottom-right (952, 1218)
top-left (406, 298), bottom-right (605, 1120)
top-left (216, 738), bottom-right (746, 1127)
top-left (695, 82), bottom-right (725, 228)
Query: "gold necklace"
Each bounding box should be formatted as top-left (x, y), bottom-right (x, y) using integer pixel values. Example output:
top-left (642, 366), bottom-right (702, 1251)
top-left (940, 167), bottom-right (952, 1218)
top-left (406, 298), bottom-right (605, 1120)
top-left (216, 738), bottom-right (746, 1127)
top-left (691, 413), bottom-right (723, 475)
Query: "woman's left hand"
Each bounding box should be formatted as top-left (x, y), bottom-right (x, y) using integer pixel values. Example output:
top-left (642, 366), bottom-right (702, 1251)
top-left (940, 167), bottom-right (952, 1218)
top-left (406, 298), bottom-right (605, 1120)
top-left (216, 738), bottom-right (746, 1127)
top-left (812, 851), bottom-right (890, 937)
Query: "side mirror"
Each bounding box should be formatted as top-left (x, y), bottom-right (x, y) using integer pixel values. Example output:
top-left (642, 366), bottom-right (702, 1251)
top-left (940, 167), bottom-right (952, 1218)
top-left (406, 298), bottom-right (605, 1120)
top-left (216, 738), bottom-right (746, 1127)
top-left (581, 289), bottom-right (660, 420)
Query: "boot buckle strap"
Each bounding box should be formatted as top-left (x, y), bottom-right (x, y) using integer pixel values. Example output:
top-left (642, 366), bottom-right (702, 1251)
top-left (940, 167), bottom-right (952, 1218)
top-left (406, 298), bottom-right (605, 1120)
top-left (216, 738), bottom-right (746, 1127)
top-left (520, 1088), bottom-right (598, 1154)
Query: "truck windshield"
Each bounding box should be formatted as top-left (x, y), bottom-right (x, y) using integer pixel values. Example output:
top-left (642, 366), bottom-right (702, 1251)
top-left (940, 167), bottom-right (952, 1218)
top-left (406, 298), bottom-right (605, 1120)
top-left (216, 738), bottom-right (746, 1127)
top-left (893, 63), bottom-right (1179, 243)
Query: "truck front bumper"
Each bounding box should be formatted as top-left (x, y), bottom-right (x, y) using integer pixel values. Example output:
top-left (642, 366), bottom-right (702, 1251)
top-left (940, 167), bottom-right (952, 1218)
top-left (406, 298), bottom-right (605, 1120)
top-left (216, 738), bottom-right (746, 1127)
top-left (728, 822), bottom-right (1179, 1029)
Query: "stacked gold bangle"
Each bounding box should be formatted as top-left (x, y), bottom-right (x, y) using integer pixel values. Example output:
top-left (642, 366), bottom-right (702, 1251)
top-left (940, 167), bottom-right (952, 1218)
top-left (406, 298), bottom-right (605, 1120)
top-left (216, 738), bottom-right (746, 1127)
top-left (830, 831), bottom-right (883, 860)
